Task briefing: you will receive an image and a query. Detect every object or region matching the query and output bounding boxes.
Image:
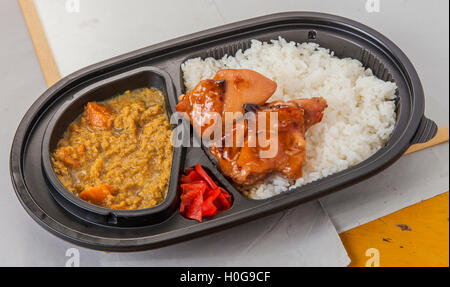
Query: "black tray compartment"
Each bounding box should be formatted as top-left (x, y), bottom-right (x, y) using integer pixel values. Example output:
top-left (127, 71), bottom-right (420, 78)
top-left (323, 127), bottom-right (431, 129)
top-left (41, 66), bottom-right (183, 227)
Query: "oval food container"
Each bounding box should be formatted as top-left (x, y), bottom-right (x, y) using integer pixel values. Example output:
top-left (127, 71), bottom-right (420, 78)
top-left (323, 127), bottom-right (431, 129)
top-left (10, 12), bottom-right (437, 251)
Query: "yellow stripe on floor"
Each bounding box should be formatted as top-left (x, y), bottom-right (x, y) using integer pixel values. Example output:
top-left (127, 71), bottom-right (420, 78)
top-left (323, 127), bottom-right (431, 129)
top-left (340, 192), bottom-right (449, 267)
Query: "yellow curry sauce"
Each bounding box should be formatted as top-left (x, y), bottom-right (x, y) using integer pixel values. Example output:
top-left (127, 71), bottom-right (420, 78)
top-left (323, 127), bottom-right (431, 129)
top-left (51, 88), bottom-right (173, 210)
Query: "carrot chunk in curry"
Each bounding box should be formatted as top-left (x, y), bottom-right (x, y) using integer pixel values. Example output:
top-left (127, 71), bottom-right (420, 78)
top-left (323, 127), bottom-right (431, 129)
top-left (79, 185), bottom-right (114, 205)
top-left (86, 102), bottom-right (113, 130)
top-left (53, 146), bottom-right (82, 167)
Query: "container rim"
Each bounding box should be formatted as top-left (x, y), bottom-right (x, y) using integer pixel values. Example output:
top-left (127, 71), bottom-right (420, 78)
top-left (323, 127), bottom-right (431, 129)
top-left (10, 11), bottom-right (428, 250)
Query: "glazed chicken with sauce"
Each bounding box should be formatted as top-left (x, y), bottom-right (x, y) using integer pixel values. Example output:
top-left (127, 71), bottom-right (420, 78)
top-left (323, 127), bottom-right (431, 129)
top-left (176, 69), bottom-right (277, 135)
top-left (176, 69), bottom-right (327, 186)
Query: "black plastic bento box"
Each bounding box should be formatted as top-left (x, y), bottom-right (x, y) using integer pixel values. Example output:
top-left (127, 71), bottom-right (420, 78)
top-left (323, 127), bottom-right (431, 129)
top-left (10, 12), bottom-right (437, 251)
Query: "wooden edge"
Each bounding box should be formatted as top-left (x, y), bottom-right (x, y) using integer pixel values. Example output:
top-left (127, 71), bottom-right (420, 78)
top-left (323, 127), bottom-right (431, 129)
top-left (405, 126), bottom-right (449, 155)
top-left (18, 0), bottom-right (61, 87)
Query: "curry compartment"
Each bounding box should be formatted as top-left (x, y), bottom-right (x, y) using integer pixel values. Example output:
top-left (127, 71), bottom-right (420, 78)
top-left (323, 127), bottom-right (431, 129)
top-left (41, 66), bottom-right (184, 227)
top-left (10, 12), bottom-right (437, 251)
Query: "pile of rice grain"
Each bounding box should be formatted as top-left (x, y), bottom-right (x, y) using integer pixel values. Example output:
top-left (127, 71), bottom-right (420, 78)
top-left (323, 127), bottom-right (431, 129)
top-left (182, 38), bottom-right (397, 199)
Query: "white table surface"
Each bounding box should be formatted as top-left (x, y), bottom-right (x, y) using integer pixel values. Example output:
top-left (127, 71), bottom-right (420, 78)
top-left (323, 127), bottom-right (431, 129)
top-left (0, 0), bottom-right (447, 266)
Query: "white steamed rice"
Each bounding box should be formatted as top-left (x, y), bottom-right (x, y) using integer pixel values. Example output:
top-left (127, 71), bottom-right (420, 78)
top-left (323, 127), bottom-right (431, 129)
top-left (181, 37), bottom-right (397, 199)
